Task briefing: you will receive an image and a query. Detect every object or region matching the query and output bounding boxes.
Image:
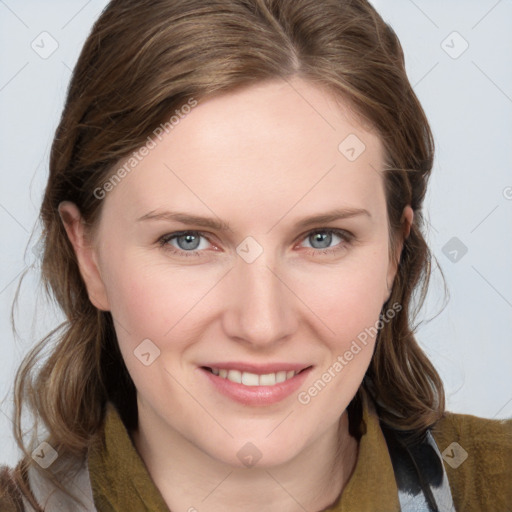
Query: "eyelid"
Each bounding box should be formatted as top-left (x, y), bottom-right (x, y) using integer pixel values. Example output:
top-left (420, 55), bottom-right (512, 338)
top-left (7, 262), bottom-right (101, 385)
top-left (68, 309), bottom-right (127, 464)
top-left (158, 230), bottom-right (218, 251)
top-left (158, 227), bottom-right (354, 257)
top-left (294, 227), bottom-right (353, 245)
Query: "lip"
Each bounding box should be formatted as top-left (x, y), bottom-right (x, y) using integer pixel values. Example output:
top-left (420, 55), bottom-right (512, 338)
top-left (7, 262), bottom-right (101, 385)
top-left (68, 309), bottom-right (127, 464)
top-left (199, 363), bottom-right (313, 406)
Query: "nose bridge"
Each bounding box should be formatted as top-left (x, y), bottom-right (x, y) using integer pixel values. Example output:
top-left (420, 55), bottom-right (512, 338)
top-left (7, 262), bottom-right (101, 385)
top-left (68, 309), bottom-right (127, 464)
top-left (223, 246), bottom-right (297, 346)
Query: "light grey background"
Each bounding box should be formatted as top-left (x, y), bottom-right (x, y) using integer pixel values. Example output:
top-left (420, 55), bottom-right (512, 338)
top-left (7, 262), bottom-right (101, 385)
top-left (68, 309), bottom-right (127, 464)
top-left (1, 0), bottom-right (511, 467)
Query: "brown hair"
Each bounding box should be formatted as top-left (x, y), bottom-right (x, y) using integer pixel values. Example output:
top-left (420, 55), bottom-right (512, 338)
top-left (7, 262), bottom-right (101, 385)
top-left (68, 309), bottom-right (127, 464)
top-left (9, 0), bottom-right (445, 508)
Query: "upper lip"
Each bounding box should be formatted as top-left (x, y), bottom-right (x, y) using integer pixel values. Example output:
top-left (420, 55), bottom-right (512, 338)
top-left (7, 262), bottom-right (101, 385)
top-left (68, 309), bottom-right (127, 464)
top-left (200, 362), bottom-right (312, 374)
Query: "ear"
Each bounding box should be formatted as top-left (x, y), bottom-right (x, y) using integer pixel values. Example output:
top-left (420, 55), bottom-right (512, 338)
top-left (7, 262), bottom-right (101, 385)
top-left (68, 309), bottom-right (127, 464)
top-left (384, 205), bottom-right (414, 302)
top-left (58, 201), bottom-right (110, 311)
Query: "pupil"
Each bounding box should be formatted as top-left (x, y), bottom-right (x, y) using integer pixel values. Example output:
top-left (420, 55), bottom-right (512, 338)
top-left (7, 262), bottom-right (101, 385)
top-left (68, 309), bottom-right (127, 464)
top-left (178, 233), bottom-right (200, 250)
top-left (311, 232), bottom-right (331, 249)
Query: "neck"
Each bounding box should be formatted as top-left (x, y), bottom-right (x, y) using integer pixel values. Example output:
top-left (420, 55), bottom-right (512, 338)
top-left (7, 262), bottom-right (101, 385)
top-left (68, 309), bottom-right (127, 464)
top-left (131, 403), bottom-right (359, 512)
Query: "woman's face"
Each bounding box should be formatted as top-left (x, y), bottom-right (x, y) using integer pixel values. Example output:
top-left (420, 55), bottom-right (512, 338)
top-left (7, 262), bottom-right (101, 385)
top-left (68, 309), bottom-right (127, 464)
top-left (65, 78), bottom-right (409, 468)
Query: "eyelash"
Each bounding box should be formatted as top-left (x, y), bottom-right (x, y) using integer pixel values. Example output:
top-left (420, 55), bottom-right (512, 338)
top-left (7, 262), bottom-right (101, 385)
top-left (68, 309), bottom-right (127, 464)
top-left (157, 229), bottom-right (354, 259)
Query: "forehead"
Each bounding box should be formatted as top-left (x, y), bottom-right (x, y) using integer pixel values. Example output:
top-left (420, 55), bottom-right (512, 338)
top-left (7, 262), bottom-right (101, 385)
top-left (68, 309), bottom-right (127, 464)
top-left (101, 78), bottom-right (387, 230)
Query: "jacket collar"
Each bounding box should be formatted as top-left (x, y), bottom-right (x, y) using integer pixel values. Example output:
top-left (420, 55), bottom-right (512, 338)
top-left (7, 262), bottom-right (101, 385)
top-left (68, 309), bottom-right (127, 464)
top-left (88, 404), bottom-right (170, 511)
top-left (88, 388), bottom-right (401, 511)
top-left (324, 388), bottom-right (401, 511)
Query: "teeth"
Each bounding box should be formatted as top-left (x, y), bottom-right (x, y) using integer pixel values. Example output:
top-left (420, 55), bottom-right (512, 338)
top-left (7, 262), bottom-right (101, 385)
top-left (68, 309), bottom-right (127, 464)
top-left (209, 368), bottom-right (300, 386)
top-left (241, 372), bottom-right (259, 386)
top-left (259, 373), bottom-right (276, 386)
top-left (274, 371), bottom-right (285, 383)
top-left (227, 369), bottom-right (242, 384)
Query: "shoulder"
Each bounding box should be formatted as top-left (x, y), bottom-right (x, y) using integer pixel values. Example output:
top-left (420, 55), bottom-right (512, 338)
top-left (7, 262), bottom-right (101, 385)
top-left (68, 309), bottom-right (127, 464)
top-left (0, 463), bottom-right (28, 511)
top-left (0, 456), bottom-right (96, 512)
top-left (431, 410), bottom-right (512, 511)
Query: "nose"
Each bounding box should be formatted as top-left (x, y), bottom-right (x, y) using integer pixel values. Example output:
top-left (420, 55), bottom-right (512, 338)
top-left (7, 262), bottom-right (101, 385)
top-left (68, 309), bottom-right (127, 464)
top-left (221, 251), bottom-right (298, 349)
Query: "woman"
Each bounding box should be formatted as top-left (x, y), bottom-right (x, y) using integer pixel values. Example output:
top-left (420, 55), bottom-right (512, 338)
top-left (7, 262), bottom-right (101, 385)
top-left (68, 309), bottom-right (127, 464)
top-left (1, 0), bottom-right (511, 511)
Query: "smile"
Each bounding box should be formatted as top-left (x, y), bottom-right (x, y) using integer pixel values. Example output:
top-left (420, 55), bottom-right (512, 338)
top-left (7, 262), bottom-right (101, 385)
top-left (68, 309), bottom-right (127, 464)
top-left (199, 364), bottom-right (313, 406)
top-left (204, 367), bottom-right (302, 387)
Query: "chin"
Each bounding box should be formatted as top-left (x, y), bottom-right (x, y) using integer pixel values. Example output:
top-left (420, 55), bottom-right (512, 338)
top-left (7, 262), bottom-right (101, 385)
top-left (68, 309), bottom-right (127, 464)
top-left (202, 433), bottom-right (307, 470)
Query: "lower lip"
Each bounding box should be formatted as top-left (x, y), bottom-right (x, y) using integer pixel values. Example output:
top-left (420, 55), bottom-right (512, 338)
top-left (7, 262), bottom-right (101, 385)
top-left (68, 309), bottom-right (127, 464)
top-left (200, 367), bottom-right (313, 406)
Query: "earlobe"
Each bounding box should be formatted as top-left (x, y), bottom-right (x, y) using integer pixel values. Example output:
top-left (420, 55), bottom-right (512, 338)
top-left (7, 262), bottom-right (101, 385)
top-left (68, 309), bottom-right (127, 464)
top-left (384, 205), bottom-right (414, 303)
top-left (58, 201), bottom-right (110, 311)
top-left (401, 206), bottom-right (414, 240)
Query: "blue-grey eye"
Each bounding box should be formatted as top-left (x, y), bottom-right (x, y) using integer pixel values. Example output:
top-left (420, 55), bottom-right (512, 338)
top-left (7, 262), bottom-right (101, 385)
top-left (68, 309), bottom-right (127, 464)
top-left (308, 231), bottom-right (335, 249)
top-left (175, 233), bottom-right (202, 250)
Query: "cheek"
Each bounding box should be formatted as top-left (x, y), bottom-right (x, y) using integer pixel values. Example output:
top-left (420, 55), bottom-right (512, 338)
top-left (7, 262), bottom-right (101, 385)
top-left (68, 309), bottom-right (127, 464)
top-left (293, 255), bottom-right (390, 420)
top-left (292, 246), bottom-right (391, 341)
top-left (103, 260), bottom-right (205, 393)
top-left (105, 254), bottom-right (212, 328)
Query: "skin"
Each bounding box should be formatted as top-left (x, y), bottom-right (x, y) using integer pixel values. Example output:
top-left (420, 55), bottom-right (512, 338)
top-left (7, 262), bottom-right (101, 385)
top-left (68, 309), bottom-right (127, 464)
top-left (60, 77), bottom-right (413, 512)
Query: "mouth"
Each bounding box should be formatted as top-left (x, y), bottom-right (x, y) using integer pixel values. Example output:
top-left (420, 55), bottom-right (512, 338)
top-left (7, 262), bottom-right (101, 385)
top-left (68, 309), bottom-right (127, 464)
top-left (201, 366), bottom-right (311, 387)
top-left (199, 364), bottom-right (313, 406)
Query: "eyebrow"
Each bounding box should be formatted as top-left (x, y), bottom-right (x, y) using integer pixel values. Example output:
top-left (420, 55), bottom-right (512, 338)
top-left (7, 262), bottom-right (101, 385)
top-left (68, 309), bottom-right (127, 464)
top-left (136, 207), bottom-right (371, 232)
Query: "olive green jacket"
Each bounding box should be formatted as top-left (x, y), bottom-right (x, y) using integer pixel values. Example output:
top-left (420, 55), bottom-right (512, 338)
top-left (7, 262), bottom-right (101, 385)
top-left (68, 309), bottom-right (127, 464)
top-left (1, 390), bottom-right (511, 511)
